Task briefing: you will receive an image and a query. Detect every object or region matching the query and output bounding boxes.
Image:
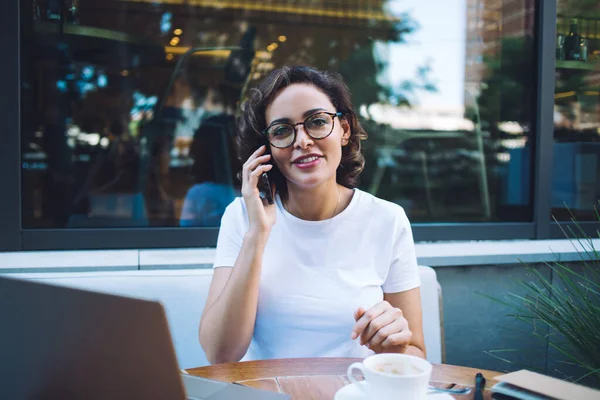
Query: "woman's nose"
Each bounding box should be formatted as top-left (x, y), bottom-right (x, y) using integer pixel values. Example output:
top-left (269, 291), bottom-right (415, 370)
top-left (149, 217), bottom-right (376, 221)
top-left (294, 125), bottom-right (314, 149)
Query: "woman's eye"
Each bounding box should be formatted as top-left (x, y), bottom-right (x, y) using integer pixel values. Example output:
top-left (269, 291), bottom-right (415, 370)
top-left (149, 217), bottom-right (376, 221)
top-left (307, 117), bottom-right (327, 127)
top-left (271, 126), bottom-right (292, 137)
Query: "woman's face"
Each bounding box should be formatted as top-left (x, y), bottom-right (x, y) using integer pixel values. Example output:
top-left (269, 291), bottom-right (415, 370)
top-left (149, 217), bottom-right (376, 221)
top-left (265, 83), bottom-right (350, 191)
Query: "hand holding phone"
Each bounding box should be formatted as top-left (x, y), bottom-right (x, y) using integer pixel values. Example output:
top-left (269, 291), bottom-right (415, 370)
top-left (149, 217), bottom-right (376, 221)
top-left (241, 145), bottom-right (276, 234)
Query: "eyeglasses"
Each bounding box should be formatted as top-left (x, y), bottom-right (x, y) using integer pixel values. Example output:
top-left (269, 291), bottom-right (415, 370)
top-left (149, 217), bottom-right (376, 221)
top-left (261, 111), bottom-right (342, 149)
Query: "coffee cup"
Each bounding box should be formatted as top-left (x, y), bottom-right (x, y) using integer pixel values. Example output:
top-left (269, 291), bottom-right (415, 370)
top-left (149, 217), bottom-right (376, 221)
top-left (346, 353), bottom-right (432, 400)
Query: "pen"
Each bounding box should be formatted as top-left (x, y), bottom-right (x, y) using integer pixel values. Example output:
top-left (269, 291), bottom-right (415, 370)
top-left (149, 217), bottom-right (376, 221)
top-left (474, 372), bottom-right (485, 400)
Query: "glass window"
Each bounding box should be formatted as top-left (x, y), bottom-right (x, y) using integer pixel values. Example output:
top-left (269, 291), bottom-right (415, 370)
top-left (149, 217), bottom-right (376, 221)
top-left (21, 0), bottom-right (537, 228)
top-left (553, 2), bottom-right (600, 221)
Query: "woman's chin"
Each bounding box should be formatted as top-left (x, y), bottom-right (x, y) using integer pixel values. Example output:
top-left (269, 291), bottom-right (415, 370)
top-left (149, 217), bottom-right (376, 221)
top-left (285, 173), bottom-right (334, 190)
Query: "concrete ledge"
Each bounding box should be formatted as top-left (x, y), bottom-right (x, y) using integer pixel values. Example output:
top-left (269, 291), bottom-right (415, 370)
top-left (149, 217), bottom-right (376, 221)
top-left (0, 250), bottom-right (139, 273)
top-left (139, 249), bottom-right (216, 270)
top-left (0, 239), bottom-right (598, 272)
top-left (416, 239), bottom-right (600, 267)
top-left (3, 269), bottom-right (215, 279)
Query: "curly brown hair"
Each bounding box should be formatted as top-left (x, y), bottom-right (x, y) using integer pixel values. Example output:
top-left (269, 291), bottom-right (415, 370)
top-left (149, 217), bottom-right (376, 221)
top-left (237, 66), bottom-right (368, 195)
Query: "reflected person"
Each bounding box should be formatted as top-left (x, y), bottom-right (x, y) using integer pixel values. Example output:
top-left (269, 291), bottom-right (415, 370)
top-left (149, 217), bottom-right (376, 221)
top-left (180, 112), bottom-right (239, 226)
top-left (180, 86), bottom-right (241, 227)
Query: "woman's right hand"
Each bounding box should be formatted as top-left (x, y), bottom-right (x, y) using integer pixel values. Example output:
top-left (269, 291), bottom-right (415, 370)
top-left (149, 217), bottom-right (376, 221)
top-left (241, 145), bottom-right (277, 235)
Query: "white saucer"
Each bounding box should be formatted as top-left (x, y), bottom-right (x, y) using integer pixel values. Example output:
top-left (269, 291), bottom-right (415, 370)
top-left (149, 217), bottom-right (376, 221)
top-left (334, 382), bottom-right (454, 400)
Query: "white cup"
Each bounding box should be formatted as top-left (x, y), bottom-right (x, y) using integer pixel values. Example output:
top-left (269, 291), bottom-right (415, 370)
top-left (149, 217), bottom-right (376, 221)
top-left (347, 353), bottom-right (432, 400)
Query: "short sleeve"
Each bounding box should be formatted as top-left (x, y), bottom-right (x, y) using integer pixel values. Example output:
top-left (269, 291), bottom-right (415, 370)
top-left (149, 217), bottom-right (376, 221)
top-left (213, 198), bottom-right (247, 268)
top-left (382, 207), bottom-right (420, 293)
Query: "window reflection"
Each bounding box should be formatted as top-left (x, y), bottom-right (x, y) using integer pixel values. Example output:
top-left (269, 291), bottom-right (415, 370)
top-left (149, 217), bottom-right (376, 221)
top-left (21, 0), bottom-right (537, 228)
top-left (553, 1), bottom-right (600, 221)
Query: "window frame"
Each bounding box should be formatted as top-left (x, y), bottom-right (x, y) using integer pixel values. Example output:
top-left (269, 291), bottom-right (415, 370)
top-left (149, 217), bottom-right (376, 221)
top-left (1, 0), bottom-right (597, 252)
top-left (0, 0), bottom-right (22, 252)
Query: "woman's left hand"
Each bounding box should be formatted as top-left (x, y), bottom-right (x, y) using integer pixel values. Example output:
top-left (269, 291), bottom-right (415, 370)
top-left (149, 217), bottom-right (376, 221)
top-left (351, 301), bottom-right (412, 354)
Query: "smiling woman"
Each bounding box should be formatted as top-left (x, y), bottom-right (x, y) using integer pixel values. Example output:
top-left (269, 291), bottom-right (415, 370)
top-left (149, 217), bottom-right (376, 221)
top-left (198, 66), bottom-right (426, 365)
top-left (237, 66), bottom-right (368, 200)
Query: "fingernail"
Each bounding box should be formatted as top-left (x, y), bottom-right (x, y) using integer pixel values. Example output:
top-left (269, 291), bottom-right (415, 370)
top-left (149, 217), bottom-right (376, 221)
top-left (351, 332), bottom-right (357, 340)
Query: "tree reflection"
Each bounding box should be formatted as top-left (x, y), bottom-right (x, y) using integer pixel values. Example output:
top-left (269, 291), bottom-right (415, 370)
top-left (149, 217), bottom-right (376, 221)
top-left (23, 0), bottom-right (428, 227)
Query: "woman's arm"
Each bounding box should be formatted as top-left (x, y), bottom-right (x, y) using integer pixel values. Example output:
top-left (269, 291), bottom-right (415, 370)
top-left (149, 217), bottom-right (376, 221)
top-left (199, 145), bottom-right (276, 364)
top-left (198, 230), bottom-right (269, 364)
top-left (384, 289), bottom-right (426, 358)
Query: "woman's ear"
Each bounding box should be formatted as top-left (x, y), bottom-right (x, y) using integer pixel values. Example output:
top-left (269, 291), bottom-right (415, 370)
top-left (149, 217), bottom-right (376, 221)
top-left (341, 117), bottom-right (351, 146)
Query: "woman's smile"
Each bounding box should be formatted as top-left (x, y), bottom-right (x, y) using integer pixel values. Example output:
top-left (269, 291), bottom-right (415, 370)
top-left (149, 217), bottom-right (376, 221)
top-left (292, 154), bottom-right (323, 169)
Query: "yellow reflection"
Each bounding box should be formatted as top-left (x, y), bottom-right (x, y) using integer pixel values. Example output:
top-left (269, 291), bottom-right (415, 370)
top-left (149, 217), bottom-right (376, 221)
top-left (121, 70), bottom-right (129, 77)
top-left (170, 37), bottom-right (180, 46)
top-left (118, 0), bottom-right (400, 22)
top-left (554, 91), bottom-right (575, 99)
top-left (256, 50), bottom-right (271, 60)
top-left (166, 53), bottom-right (174, 60)
top-left (278, 35), bottom-right (287, 42)
top-left (165, 46), bottom-right (231, 57)
top-left (163, 47), bottom-right (271, 62)
top-left (174, 28), bottom-right (183, 35)
top-left (267, 43), bottom-right (278, 52)
top-left (257, 62), bottom-right (275, 70)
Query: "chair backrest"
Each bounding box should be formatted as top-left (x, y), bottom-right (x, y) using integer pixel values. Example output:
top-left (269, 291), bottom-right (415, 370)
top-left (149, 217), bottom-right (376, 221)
top-left (418, 266), bottom-right (444, 364)
top-left (6, 266), bottom-right (443, 368)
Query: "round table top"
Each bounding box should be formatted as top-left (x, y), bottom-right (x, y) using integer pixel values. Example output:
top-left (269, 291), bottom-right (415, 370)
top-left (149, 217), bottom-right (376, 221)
top-left (187, 358), bottom-right (503, 399)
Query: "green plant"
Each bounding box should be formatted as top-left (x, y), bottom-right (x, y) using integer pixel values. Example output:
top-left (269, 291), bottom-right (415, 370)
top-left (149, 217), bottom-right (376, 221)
top-left (486, 204), bottom-right (600, 387)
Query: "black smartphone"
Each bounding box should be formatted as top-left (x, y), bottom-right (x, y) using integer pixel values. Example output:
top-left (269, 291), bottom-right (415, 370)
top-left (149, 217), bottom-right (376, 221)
top-left (258, 172), bottom-right (274, 205)
top-left (257, 145), bottom-right (274, 205)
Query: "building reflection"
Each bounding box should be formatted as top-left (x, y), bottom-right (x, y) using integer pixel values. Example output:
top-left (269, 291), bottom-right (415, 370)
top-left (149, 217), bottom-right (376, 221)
top-left (22, 0), bottom-right (413, 228)
top-left (22, 0), bottom-right (576, 228)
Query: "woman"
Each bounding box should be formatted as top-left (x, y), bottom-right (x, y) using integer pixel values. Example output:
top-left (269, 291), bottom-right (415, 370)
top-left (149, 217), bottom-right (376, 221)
top-left (199, 66), bottom-right (426, 364)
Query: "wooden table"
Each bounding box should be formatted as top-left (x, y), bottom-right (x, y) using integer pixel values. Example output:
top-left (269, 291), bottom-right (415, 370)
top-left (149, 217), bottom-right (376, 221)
top-left (187, 358), bottom-right (503, 399)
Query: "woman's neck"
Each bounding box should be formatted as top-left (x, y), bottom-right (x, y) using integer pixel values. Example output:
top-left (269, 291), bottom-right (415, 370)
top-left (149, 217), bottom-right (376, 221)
top-left (283, 180), bottom-right (343, 221)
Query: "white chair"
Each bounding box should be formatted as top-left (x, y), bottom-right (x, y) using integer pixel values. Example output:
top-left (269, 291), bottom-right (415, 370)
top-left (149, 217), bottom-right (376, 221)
top-left (7, 266), bottom-right (443, 368)
top-left (417, 265), bottom-right (444, 364)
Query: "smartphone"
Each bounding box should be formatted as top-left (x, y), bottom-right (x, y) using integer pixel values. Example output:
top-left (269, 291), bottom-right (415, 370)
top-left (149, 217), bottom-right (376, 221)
top-left (258, 172), bottom-right (274, 205)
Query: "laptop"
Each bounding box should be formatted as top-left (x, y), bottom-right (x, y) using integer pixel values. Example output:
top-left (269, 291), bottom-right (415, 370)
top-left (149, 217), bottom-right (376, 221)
top-left (0, 276), bottom-right (289, 400)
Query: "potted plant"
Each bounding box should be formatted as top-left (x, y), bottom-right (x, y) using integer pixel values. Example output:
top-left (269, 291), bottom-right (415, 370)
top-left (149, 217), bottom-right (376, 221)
top-left (485, 205), bottom-right (600, 388)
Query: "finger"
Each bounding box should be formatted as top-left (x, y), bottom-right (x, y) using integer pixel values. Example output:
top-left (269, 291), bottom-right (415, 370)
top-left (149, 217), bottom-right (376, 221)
top-left (354, 307), bottom-right (366, 321)
top-left (249, 164), bottom-right (273, 182)
top-left (246, 154), bottom-right (272, 173)
top-left (380, 329), bottom-right (412, 350)
top-left (351, 303), bottom-right (388, 340)
top-left (350, 307), bottom-right (366, 339)
top-left (249, 144), bottom-right (267, 159)
top-left (366, 318), bottom-right (407, 349)
top-left (243, 165), bottom-right (273, 195)
top-left (243, 147), bottom-right (268, 175)
top-left (360, 311), bottom-right (396, 346)
top-left (242, 145), bottom-right (267, 172)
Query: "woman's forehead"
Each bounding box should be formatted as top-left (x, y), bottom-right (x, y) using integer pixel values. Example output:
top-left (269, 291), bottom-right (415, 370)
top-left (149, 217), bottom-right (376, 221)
top-left (265, 83), bottom-right (334, 122)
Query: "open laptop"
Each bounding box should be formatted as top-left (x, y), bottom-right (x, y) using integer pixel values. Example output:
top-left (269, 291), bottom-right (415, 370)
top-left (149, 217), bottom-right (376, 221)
top-left (0, 276), bottom-right (289, 400)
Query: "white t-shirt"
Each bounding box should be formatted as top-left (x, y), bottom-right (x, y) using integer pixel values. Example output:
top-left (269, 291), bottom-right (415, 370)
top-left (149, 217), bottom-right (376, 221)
top-left (213, 188), bottom-right (420, 360)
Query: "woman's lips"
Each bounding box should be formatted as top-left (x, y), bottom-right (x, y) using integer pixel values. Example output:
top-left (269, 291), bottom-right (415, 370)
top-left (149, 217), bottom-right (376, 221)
top-left (293, 156), bottom-right (322, 169)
